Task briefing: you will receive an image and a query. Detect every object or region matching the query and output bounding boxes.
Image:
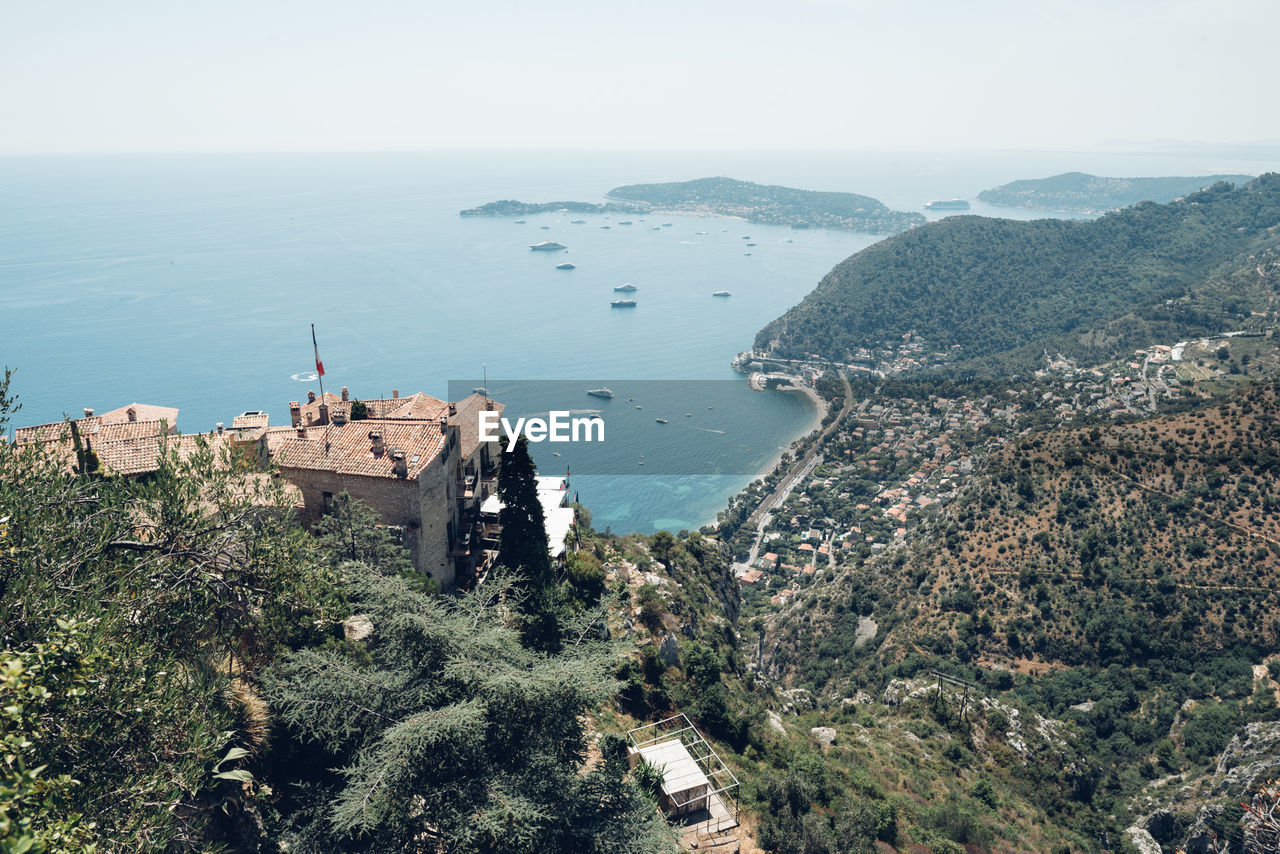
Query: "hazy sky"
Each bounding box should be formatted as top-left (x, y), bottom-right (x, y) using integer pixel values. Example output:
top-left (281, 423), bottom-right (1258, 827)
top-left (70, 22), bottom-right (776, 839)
top-left (3, 0), bottom-right (1277, 154)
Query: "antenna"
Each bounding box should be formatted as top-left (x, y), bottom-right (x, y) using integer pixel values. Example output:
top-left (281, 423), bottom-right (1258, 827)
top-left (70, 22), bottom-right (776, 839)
top-left (483, 363), bottom-right (489, 405)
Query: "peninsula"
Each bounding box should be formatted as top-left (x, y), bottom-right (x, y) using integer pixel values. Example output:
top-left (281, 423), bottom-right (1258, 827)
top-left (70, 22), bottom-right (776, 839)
top-left (460, 199), bottom-right (643, 217)
top-left (978, 170), bottom-right (1255, 213)
top-left (459, 176), bottom-right (925, 235)
top-left (605, 176), bottom-right (924, 234)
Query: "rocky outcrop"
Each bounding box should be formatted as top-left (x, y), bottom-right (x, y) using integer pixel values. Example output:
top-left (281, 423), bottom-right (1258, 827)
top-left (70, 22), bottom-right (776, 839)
top-left (1124, 826), bottom-right (1162, 854)
top-left (810, 726), bottom-right (837, 747)
top-left (1209, 721), bottom-right (1280, 798)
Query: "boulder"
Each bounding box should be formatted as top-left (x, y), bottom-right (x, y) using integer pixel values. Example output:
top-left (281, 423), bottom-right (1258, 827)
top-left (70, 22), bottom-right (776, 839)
top-left (810, 726), bottom-right (838, 747)
top-left (343, 614), bottom-right (373, 643)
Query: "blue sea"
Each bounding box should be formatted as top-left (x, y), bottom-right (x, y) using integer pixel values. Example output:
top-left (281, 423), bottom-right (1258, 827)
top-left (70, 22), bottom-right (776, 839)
top-left (3, 149), bottom-right (1278, 532)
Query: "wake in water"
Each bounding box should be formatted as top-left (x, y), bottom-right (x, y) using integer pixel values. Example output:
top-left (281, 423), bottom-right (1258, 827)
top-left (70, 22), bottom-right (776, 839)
top-left (291, 371), bottom-right (319, 382)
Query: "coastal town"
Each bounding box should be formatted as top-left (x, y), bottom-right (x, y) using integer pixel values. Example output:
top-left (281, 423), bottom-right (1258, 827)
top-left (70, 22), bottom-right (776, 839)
top-left (725, 327), bottom-right (1278, 616)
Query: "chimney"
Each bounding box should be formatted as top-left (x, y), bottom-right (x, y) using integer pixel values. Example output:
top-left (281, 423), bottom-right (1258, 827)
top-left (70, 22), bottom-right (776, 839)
top-left (126, 407), bottom-right (137, 422)
top-left (307, 390), bottom-right (316, 404)
top-left (392, 388), bottom-right (399, 399)
top-left (448, 402), bottom-right (457, 416)
top-left (391, 449), bottom-right (407, 478)
top-left (341, 386), bottom-right (349, 402)
top-left (439, 416), bottom-right (448, 435)
top-left (289, 401), bottom-right (301, 428)
top-left (297, 427), bottom-right (307, 438)
top-left (216, 422), bottom-right (224, 433)
top-left (83, 408), bottom-right (94, 418)
top-left (369, 430), bottom-right (384, 456)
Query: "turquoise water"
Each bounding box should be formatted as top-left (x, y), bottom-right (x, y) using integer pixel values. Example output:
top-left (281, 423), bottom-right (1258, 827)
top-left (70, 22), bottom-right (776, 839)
top-left (4, 150), bottom-right (1277, 531)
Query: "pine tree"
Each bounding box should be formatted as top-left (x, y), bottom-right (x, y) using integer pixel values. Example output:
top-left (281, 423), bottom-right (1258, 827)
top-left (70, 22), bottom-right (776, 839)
top-left (261, 570), bottom-right (679, 854)
top-left (314, 491), bottom-right (412, 576)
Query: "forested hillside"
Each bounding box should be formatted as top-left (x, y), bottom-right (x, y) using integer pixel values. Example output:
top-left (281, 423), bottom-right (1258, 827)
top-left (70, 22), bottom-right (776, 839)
top-left (756, 175), bottom-right (1280, 375)
top-left (750, 379), bottom-right (1280, 851)
top-left (978, 171), bottom-right (1255, 213)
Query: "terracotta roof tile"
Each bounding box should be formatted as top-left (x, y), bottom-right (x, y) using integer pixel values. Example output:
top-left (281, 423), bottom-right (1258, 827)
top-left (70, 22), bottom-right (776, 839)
top-left (450, 393), bottom-right (504, 459)
top-left (275, 418), bottom-right (446, 480)
top-left (97, 403), bottom-right (179, 426)
top-left (232, 412), bottom-right (270, 429)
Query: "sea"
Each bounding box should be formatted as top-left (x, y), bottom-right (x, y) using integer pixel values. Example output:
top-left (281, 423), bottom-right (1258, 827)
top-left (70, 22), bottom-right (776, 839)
top-left (4, 149), bottom-right (1279, 533)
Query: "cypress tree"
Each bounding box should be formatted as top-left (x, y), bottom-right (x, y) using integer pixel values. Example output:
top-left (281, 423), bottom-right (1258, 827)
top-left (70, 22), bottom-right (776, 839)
top-left (496, 435), bottom-right (552, 589)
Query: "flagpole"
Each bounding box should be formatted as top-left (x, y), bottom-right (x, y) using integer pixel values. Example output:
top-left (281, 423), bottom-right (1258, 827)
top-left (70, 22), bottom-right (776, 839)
top-left (312, 323), bottom-right (326, 403)
top-left (312, 324), bottom-right (330, 451)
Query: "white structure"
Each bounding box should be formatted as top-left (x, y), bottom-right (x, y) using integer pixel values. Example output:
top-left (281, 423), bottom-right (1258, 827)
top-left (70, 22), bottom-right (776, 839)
top-left (627, 714), bottom-right (739, 833)
top-left (478, 475), bottom-right (575, 558)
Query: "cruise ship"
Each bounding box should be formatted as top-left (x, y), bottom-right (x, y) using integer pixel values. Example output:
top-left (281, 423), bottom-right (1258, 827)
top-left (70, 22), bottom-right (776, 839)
top-left (925, 199), bottom-right (971, 211)
top-left (613, 283), bottom-right (638, 292)
top-left (611, 299), bottom-right (637, 308)
top-left (586, 387), bottom-right (614, 399)
top-left (529, 241), bottom-right (567, 251)
top-left (713, 290), bottom-right (732, 297)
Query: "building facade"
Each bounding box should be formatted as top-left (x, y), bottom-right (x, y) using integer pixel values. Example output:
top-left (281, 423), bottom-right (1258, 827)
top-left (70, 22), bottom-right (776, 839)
top-left (273, 390), bottom-right (502, 588)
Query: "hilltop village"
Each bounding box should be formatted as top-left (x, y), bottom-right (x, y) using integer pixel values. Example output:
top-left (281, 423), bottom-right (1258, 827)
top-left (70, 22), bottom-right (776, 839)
top-left (11, 385), bottom-right (574, 591)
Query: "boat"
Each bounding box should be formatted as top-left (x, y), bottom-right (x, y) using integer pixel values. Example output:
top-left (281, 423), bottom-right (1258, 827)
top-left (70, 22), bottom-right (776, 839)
top-left (613, 283), bottom-right (638, 292)
top-left (618, 221), bottom-right (633, 225)
top-left (655, 418), bottom-right (668, 424)
top-left (741, 236), bottom-right (750, 240)
top-left (746, 242), bottom-right (756, 246)
top-left (652, 226), bottom-right (661, 230)
top-left (556, 263), bottom-right (575, 270)
top-left (571, 219), bottom-right (586, 224)
top-left (611, 299), bottom-right (637, 308)
top-left (529, 241), bottom-right (566, 251)
top-left (600, 225), bottom-right (611, 229)
top-left (662, 222), bottom-right (672, 227)
top-left (540, 225), bottom-right (551, 230)
top-left (925, 199), bottom-right (971, 211)
top-left (586, 387), bottom-right (614, 399)
top-left (713, 290), bottom-right (732, 297)
top-left (685, 413), bottom-right (692, 417)
top-left (514, 219), bottom-right (526, 224)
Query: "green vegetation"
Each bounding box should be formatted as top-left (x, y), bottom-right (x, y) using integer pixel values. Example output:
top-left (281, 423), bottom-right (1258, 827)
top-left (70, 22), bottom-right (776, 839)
top-left (0, 372), bottom-right (675, 853)
top-left (757, 175), bottom-right (1280, 374)
top-left (978, 171), bottom-right (1255, 213)
top-left (607, 176), bottom-right (925, 234)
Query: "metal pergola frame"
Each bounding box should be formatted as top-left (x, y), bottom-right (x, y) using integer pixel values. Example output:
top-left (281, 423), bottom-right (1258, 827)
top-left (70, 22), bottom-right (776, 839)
top-left (626, 713), bottom-right (740, 822)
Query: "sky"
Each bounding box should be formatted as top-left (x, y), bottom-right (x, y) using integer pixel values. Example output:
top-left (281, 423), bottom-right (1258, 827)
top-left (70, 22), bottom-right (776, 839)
top-left (2, 0), bottom-right (1278, 154)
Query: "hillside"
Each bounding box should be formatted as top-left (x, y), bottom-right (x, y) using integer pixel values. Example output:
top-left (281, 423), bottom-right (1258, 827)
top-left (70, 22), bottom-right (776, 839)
top-left (606, 176), bottom-right (925, 234)
top-left (755, 174), bottom-right (1280, 375)
top-left (978, 172), bottom-right (1256, 214)
top-left (746, 377), bottom-right (1280, 850)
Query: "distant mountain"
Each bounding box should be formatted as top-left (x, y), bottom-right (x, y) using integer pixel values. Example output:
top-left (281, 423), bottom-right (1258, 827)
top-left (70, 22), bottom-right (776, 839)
top-left (459, 199), bottom-right (640, 216)
top-left (606, 176), bottom-right (925, 234)
top-left (756, 175), bottom-right (1280, 374)
top-left (978, 171), bottom-right (1255, 213)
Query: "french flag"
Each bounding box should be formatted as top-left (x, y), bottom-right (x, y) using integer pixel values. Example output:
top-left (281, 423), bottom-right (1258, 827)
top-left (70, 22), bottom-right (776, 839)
top-left (312, 324), bottom-right (325, 377)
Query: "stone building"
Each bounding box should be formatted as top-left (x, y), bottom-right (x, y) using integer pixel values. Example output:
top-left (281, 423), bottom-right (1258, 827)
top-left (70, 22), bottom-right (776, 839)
top-left (273, 389), bottom-right (503, 589)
